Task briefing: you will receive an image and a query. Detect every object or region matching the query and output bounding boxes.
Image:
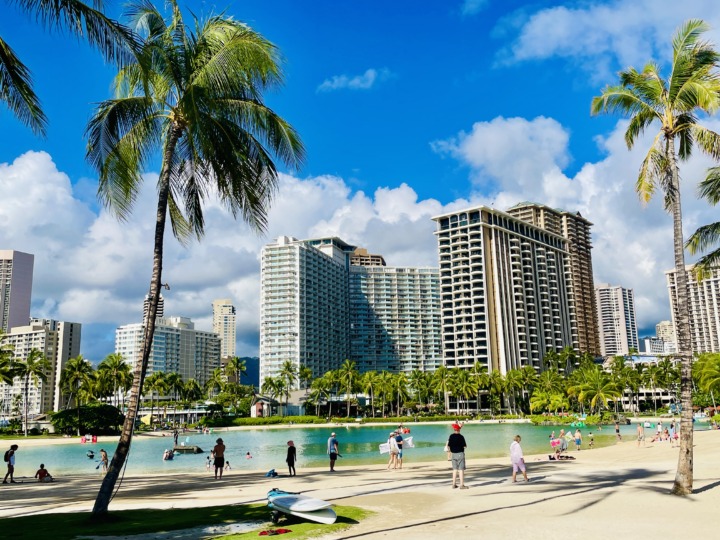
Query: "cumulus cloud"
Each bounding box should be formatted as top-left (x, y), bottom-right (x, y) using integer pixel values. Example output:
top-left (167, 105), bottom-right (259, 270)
top-left (317, 68), bottom-right (393, 92)
top-left (500, 0), bottom-right (720, 80)
top-left (4, 109), bottom-right (719, 361)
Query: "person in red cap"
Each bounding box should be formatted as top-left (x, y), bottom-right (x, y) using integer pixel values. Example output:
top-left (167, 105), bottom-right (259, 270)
top-left (446, 424), bottom-right (468, 489)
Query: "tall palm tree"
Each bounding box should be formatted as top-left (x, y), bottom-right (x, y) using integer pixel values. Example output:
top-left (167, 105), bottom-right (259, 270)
top-left (360, 371), bottom-right (381, 418)
top-left (278, 360), bottom-right (298, 415)
top-left (225, 356), bottom-right (247, 385)
top-left (60, 354), bottom-right (94, 435)
top-left (576, 365), bottom-right (621, 414)
top-left (310, 375), bottom-right (332, 417)
top-left (432, 366), bottom-right (452, 413)
top-left (298, 365), bottom-right (313, 393)
top-left (164, 372), bottom-right (184, 426)
top-left (393, 373), bottom-right (409, 416)
top-left (14, 349), bottom-right (51, 436)
top-left (591, 19), bottom-right (720, 495)
top-left (470, 361), bottom-right (489, 413)
top-left (87, 1), bottom-right (303, 514)
top-left (337, 359), bottom-right (358, 417)
top-left (0, 331), bottom-right (14, 385)
top-left (143, 371), bottom-right (167, 428)
top-left (449, 369), bottom-right (477, 415)
top-left (97, 353), bottom-right (131, 409)
top-left (518, 366), bottom-right (539, 414)
top-left (1, 0), bottom-right (135, 135)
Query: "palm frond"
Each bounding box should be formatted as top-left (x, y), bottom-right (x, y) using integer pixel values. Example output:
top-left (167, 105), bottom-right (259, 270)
top-left (0, 36), bottom-right (47, 135)
top-left (697, 166), bottom-right (720, 204)
top-left (691, 124), bottom-right (720, 161)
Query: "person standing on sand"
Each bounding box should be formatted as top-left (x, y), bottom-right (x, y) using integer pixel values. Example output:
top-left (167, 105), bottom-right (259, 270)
top-left (286, 440), bottom-right (297, 477)
top-left (3, 444), bottom-right (18, 484)
top-left (574, 429), bottom-right (582, 451)
top-left (615, 422), bottom-right (622, 441)
top-left (637, 424), bottom-right (645, 447)
top-left (99, 449), bottom-right (108, 473)
top-left (327, 432), bottom-right (339, 472)
top-left (510, 435), bottom-right (529, 483)
top-left (395, 429), bottom-right (404, 469)
top-left (446, 423), bottom-right (468, 489)
top-left (213, 438), bottom-right (226, 480)
top-left (386, 432), bottom-right (399, 470)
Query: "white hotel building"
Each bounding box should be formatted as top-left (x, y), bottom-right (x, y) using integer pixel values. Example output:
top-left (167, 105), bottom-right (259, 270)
top-left (595, 283), bottom-right (639, 356)
top-left (115, 316), bottom-right (220, 387)
top-left (667, 265), bottom-right (720, 354)
top-left (259, 237), bottom-right (442, 387)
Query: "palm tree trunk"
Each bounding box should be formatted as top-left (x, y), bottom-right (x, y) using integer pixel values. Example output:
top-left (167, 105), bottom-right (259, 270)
top-left (23, 375), bottom-right (29, 437)
top-left (667, 144), bottom-right (693, 495)
top-left (93, 127), bottom-right (180, 515)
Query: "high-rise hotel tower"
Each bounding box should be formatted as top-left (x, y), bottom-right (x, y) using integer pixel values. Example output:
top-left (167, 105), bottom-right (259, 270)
top-left (432, 206), bottom-right (576, 374)
top-left (506, 202), bottom-right (600, 356)
top-left (212, 298), bottom-right (237, 359)
top-left (259, 237), bottom-right (441, 387)
top-left (0, 250), bottom-right (34, 332)
top-left (667, 265), bottom-right (720, 354)
top-left (594, 283), bottom-right (639, 356)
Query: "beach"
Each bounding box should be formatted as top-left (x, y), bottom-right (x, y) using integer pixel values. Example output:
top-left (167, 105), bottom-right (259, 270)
top-left (0, 427), bottom-right (717, 539)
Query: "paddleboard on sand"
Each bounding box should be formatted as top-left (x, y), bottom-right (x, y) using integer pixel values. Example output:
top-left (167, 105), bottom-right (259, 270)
top-left (267, 488), bottom-right (337, 524)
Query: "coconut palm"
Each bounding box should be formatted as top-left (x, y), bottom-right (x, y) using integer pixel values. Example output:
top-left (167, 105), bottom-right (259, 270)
top-left (60, 354), bottom-right (94, 435)
top-left (1, 0), bottom-right (135, 135)
top-left (310, 375), bottom-right (332, 417)
top-left (299, 365), bottom-right (313, 393)
top-left (361, 370), bottom-right (381, 418)
top-left (165, 372), bottom-right (184, 426)
top-left (432, 366), bottom-right (452, 413)
top-left (278, 360), bottom-right (298, 415)
top-left (449, 369), bottom-right (477, 415)
top-left (337, 360), bottom-right (358, 417)
top-left (392, 373), bottom-right (409, 416)
top-left (224, 357), bottom-right (247, 385)
top-left (97, 353), bottom-right (131, 409)
top-left (144, 371), bottom-right (168, 428)
top-left (408, 369), bottom-right (432, 407)
top-left (592, 19), bottom-right (720, 495)
top-left (86, 0), bottom-right (303, 514)
top-left (14, 349), bottom-right (51, 436)
top-left (205, 367), bottom-right (225, 398)
top-left (0, 331), bottom-right (14, 385)
top-left (518, 365), bottom-right (539, 414)
top-left (575, 365), bottom-right (621, 414)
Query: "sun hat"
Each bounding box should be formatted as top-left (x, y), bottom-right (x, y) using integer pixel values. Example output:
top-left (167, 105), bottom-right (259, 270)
top-left (331, 432), bottom-right (336, 436)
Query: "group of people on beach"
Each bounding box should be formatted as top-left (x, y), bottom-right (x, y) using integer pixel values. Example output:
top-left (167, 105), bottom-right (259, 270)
top-left (3, 444), bottom-right (55, 484)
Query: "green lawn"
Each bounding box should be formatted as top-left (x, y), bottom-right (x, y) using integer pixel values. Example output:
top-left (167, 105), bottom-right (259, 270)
top-left (0, 503), bottom-right (370, 539)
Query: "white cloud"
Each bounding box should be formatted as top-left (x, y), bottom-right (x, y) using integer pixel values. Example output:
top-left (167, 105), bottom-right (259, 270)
top-left (4, 112), bottom-right (719, 360)
top-left (501, 0), bottom-right (720, 81)
top-left (317, 68), bottom-right (393, 92)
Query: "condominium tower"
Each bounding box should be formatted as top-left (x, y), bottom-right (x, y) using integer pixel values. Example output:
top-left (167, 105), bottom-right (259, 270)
top-left (506, 202), bottom-right (600, 355)
top-left (212, 299), bottom-right (237, 358)
top-left (259, 236), bottom-right (442, 387)
top-left (432, 206), bottom-right (575, 374)
top-left (595, 283), bottom-right (639, 356)
top-left (0, 318), bottom-right (81, 415)
top-left (115, 316), bottom-right (220, 387)
top-left (0, 250), bottom-right (34, 332)
top-left (666, 265), bottom-right (720, 353)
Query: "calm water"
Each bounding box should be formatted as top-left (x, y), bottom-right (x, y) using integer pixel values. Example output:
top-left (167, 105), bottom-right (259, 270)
top-left (9, 421), bottom-right (643, 478)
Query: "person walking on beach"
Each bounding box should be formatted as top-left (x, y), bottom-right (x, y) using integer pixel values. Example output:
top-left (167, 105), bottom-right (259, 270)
top-left (99, 449), bottom-right (109, 473)
top-left (615, 422), bottom-right (622, 442)
top-left (327, 432), bottom-right (339, 472)
top-left (574, 429), bottom-right (582, 451)
top-left (213, 438), bottom-right (226, 480)
top-left (510, 435), bottom-right (529, 483)
top-left (446, 423), bottom-right (468, 489)
top-left (286, 440), bottom-right (297, 477)
top-left (3, 444), bottom-right (18, 484)
top-left (636, 423), bottom-right (645, 447)
top-left (386, 432), bottom-right (399, 470)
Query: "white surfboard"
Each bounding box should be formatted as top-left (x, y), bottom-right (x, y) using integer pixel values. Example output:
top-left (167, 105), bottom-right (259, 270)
top-left (269, 503), bottom-right (337, 524)
top-left (269, 494), bottom-right (332, 512)
top-left (379, 436), bottom-right (414, 454)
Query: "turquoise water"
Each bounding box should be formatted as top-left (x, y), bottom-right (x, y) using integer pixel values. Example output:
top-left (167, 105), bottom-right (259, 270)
top-left (9, 422), bottom-right (639, 478)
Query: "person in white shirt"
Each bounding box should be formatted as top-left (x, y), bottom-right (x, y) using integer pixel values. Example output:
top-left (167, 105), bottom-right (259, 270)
top-left (510, 435), bottom-right (529, 483)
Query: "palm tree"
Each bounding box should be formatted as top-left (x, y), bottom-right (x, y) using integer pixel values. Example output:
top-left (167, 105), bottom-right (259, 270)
top-left (592, 19), bottom-right (720, 495)
top-left (97, 353), bottom-right (131, 409)
top-left (432, 366), bottom-right (452, 413)
top-left (449, 369), bottom-right (477, 415)
top-left (182, 379), bottom-right (204, 408)
top-left (518, 366), bottom-right (539, 414)
top-left (505, 369), bottom-right (523, 415)
top-left (164, 372), bottom-right (184, 426)
top-left (361, 371), bottom-right (381, 417)
top-left (488, 371), bottom-right (505, 416)
top-left (337, 360), bottom-right (358, 418)
top-left (1, 0), bottom-right (134, 136)
top-left (310, 375), bottom-right (332, 417)
top-left (60, 354), bottom-right (94, 435)
top-left (299, 366), bottom-right (313, 393)
top-left (393, 373), bottom-right (409, 416)
top-left (378, 371), bottom-right (395, 416)
top-left (279, 360), bottom-right (298, 415)
top-left (470, 361), bottom-right (489, 413)
top-left (144, 371), bottom-right (168, 428)
top-left (576, 365), bottom-right (621, 414)
top-left (225, 357), bottom-right (247, 385)
top-left (14, 349), bottom-right (51, 436)
top-left (0, 331), bottom-right (15, 385)
top-left (87, 0), bottom-right (303, 513)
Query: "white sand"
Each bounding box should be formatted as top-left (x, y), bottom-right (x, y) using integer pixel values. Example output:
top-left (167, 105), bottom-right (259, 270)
top-left (1, 429), bottom-right (717, 539)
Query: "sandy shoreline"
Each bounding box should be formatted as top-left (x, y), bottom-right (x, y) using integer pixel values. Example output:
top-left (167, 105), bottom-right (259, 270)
top-left (0, 428), bottom-right (717, 539)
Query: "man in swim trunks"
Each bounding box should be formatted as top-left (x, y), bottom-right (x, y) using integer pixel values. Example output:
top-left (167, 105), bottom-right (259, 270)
top-left (213, 438), bottom-right (226, 479)
top-left (637, 423), bottom-right (645, 447)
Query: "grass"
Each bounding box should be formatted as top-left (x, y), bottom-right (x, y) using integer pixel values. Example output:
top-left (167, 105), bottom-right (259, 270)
top-left (0, 503), bottom-right (370, 539)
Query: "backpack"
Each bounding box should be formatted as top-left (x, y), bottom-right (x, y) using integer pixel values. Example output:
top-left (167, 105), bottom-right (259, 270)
top-left (3, 450), bottom-right (9, 462)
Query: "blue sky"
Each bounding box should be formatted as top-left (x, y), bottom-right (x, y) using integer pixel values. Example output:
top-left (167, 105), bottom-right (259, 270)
top-left (2, 0), bottom-right (720, 361)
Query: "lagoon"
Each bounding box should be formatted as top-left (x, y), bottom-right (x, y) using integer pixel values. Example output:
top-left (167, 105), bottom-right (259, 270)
top-left (11, 421), bottom-right (644, 477)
